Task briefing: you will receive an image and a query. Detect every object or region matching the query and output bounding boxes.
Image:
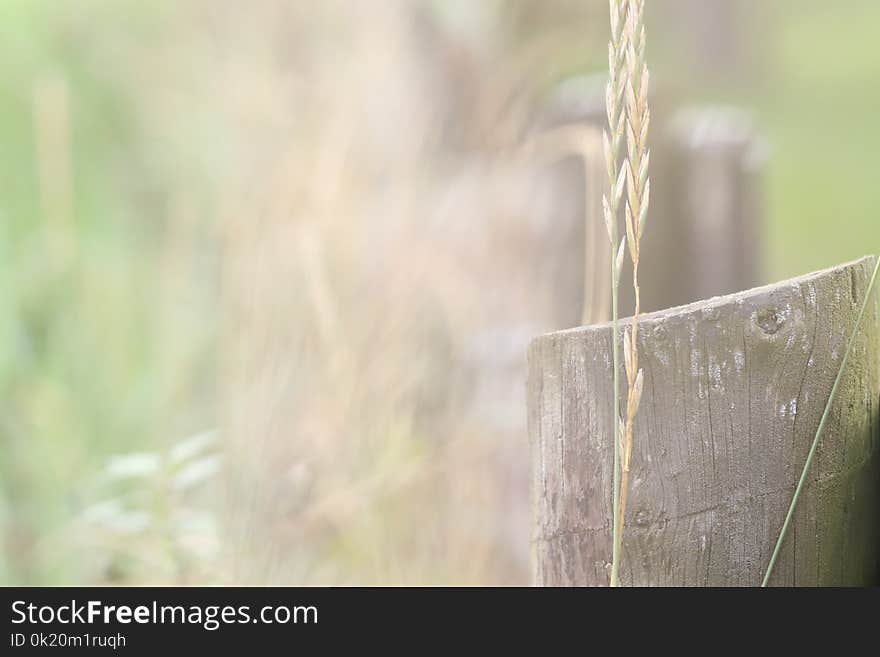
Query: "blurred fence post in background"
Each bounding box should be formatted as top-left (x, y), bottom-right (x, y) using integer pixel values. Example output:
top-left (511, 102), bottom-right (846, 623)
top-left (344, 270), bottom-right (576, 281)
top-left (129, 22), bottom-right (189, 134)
top-left (670, 108), bottom-right (766, 305)
top-left (537, 79), bottom-right (766, 320)
top-left (523, 119), bottom-right (609, 328)
top-left (528, 257), bottom-right (880, 586)
top-left (654, 0), bottom-right (760, 88)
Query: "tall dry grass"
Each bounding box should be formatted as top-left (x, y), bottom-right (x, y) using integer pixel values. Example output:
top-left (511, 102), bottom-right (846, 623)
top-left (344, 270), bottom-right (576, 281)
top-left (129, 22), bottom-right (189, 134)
top-left (11, 0), bottom-right (621, 586)
top-left (602, 0), bottom-right (628, 588)
top-left (150, 0), bottom-right (573, 585)
top-left (604, 0), bottom-right (650, 587)
top-left (618, 0), bottom-right (651, 580)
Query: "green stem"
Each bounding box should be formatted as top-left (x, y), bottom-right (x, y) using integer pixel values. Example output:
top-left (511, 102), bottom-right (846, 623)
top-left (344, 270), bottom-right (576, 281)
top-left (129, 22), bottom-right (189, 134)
top-left (609, 198), bottom-right (622, 588)
top-left (762, 257), bottom-right (880, 587)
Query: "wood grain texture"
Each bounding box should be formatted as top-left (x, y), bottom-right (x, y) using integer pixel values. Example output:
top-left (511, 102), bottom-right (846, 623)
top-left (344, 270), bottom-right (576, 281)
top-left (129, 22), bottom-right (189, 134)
top-left (527, 257), bottom-right (880, 586)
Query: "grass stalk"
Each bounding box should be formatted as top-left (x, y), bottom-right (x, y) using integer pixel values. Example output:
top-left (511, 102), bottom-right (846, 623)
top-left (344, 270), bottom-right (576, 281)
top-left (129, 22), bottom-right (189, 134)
top-left (617, 0), bottom-right (651, 551)
top-left (602, 0), bottom-right (628, 587)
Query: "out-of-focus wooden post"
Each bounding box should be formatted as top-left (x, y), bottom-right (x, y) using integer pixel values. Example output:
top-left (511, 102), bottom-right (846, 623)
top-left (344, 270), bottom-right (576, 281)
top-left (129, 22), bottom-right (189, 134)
top-left (535, 80), bottom-right (766, 321)
top-left (669, 107), bottom-right (766, 304)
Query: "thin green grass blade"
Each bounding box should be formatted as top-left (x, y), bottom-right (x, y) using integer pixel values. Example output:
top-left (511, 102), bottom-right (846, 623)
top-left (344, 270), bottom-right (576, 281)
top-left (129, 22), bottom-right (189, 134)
top-left (609, 211), bottom-right (622, 588)
top-left (761, 257), bottom-right (880, 587)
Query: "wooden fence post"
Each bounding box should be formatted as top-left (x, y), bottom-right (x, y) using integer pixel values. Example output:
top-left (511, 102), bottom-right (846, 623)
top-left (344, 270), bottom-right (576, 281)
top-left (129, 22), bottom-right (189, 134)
top-left (527, 257), bottom-right (880, 586)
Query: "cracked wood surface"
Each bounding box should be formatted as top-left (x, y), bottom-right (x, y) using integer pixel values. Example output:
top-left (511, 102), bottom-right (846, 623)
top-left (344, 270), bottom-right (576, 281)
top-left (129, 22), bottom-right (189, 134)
top-left (527, 256), bottom-right (880, 586)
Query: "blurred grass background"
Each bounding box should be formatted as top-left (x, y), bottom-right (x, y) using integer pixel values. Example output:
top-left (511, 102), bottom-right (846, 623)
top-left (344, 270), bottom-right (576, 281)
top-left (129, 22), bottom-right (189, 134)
top-left (762, 0), bottom-right (880, 276)
top-left (1, 0), bottom-right (878, 585)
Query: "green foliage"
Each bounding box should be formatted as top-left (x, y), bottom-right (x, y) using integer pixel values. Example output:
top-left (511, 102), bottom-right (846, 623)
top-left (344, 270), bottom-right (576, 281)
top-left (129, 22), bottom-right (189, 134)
top-left (0, 1), bottom-right (215, 584)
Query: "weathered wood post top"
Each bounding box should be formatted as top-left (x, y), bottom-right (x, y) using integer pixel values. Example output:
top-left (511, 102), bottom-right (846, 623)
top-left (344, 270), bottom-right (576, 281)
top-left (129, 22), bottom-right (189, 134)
top-left (528, 256), bottom-right (879, 586)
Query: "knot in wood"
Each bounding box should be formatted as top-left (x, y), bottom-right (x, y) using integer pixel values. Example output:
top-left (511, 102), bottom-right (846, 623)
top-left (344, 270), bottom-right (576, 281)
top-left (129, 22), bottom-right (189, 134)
top-left (756, 306), bottom-right (785, 334)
